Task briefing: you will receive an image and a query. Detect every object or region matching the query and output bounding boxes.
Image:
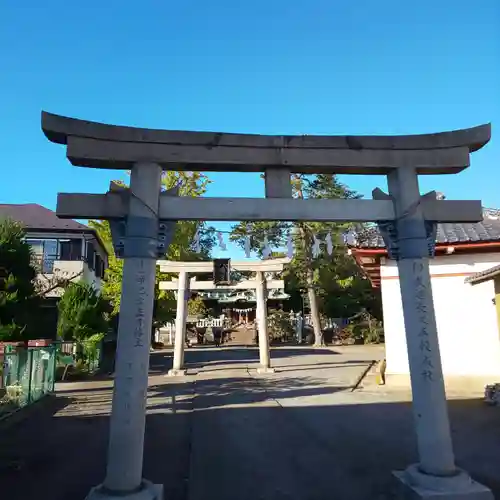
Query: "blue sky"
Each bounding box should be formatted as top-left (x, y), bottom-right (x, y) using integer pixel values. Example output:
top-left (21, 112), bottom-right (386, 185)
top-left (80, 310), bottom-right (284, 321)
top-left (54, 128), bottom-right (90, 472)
top-left (1, 1), bottom-right (498, 259)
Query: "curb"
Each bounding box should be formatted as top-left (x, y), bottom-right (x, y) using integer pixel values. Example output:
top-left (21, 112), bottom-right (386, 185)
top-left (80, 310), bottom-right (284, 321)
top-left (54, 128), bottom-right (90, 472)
top-left (350, 360), bottom-right (377, 392)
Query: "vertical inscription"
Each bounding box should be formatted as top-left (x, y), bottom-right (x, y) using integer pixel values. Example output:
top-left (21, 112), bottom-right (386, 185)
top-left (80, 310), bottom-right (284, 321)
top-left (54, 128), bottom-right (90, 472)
top-left (134, 260), bottom-right (147, 348)
top-left (413, 260), bottom-right (434, 382)
top-left (123, 260), bottom-right (150, 425)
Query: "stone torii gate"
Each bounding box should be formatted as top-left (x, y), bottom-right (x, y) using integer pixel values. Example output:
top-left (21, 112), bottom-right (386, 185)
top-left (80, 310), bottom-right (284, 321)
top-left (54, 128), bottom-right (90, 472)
top-left (158, 258), bottom-right (289, 376)
top-left (42, 110), bottom-right (492, 500)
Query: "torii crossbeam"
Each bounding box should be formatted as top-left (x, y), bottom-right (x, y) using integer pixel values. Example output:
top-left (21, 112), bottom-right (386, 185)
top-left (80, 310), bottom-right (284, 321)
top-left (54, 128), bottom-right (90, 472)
top-left (42, 111), bottom-right (493, 500)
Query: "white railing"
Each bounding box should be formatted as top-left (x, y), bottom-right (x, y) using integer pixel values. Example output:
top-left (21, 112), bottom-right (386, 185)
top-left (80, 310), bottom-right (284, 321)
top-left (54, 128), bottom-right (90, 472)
top-left (161, 317), bottom-right (225, 329)
top-left (158, 322), bottom-right (175, 345)
top-left (196, 318), bottom-right (224, 328)
top-left (159, 317), bottom-right (230, 345)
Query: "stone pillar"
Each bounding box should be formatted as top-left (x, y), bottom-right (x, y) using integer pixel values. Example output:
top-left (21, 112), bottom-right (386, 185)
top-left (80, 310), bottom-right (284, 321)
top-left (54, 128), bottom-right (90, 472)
top-left (88, 162), bottom-right (163, 500)
top-left (169, 271), bottom-right (189, 376)
top-left (296, 313), bottom-right (303, 344)
top-left (387, 167), bottom-right (492, 499)
top-left (255, 272), bottom-right (274, 373)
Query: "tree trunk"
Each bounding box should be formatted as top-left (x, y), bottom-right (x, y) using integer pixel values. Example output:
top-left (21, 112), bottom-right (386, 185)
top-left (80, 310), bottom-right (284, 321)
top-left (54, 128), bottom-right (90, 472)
top-left (293, 175), bottom-right (324, 347)
top-left (306, 267), bottom-right (324, 346)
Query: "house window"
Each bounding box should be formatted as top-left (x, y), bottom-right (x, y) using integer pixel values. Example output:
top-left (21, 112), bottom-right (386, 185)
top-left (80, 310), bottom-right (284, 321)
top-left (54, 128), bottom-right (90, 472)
top-left (26, 239), bottom-right (58, 273)
top-left (86, 243), bottom-right (96, 271)
top-left (95, 254), bottom-right (105, 279)
top-left (59, 239), bottom-right (82, 261)
top-left (86, 243), bottom-right (106, 278)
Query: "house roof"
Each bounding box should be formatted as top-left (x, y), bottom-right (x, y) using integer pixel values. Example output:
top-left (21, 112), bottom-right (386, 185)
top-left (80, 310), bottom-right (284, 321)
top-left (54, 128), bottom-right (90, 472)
top-left (465, 264), bottom-right (500, 285)
top-left (0, 203), bottom-right (109, 256)
top-left (350, 208), bottom-right (500, 288)
top-left (0, 203), bottom-right (90, 232)
top-left (355, 209), bottom-right (500, 249)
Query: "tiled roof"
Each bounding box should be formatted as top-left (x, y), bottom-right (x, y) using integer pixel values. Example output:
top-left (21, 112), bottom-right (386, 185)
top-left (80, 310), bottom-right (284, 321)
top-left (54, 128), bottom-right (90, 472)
top-left (0, 204), bottom-right (90, 232)
top-left (355, 209), bottom-right (500, 249)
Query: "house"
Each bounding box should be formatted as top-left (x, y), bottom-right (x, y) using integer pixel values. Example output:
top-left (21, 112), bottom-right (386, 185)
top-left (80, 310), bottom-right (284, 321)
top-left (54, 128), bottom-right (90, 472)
top-left (465, 263), bottom-right (500, 342)
top-left (0, 203), bottom-right (108, 297)
top-left (350, 209), bottom-right (500, 378)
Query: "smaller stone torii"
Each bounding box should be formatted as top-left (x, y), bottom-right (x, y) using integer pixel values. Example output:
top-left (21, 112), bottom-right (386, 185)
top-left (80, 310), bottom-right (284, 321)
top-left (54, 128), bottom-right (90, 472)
top-left (158, 258), bottom-right (289, 375)
top-left (43, 110), bottom-right (492, 500)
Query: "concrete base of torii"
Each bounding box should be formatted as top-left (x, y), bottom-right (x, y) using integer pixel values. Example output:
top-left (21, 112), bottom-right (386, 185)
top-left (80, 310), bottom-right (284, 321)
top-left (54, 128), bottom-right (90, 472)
top-left (393, 465), bottom-right (493, 500)
top-left (86, 480), bottom-right (163, 500)
top-left (167, 368), bottom-right (187, 377)
top-left (256, 366), bottom-right (276, 374)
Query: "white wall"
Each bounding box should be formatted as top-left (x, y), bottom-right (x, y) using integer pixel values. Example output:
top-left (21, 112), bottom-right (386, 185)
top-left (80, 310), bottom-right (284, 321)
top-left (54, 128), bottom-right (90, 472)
top-left (40, 260), bottom-right (103, 298)
top-left (25, 231), bottom-right (105, 297)
top-left (80, 261), bottom-right (104, 291)
top-left (382, 252), bottom-right (500, 377)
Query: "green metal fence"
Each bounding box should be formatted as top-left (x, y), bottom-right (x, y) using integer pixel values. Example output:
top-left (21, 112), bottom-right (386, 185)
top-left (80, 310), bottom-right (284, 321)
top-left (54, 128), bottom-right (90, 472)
top-left (1, 345), bottom-right (57, 413)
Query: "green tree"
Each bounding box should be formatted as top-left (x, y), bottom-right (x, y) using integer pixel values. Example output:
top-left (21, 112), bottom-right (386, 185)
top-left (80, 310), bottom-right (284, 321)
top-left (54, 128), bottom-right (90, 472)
top-left (153, 297), bottom-right (176, 332)
top-left (57, 282), bottom-right (109, 341)
top-left (231, 174), bottom-right (379, 345)
top-left (187, 294), bottom-right (208, 317)
top-left (0, 219), bottom-right (37, 341)
top-left (89, 171), bottom-right (216, 317)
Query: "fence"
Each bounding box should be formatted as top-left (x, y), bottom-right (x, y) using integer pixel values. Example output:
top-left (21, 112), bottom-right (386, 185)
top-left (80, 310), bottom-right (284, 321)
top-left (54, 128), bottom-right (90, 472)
top-left (196, 318), bottom-right (225, 328)
top-left (159, 317), bottom-right (231, 346)
top-left (1, 345), bottom-right (56, 413)
top-left (289, 315), bottom-right (346, 331)
top-left (158, 323), bottom-right (175, 345)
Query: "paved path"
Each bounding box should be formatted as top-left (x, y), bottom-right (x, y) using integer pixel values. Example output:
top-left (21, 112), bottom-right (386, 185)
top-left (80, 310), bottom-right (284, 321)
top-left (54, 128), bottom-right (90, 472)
top-left (225, 324), bottom-right (256, 346)
top-left (1, 344), bottom-right (499, 500)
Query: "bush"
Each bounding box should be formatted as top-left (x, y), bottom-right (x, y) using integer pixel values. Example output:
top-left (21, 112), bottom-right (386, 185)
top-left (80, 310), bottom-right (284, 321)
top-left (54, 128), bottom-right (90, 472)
top-left (187, 295), bottom-right (208, 318)
top-left (341, 312), bottom-right (384, 344)
top-left (267, 309), bottom-right (294, 342)
top-left (57, 283), bottom-right (109, 341)
top-left (0, 219), bottom-right (37, 341)
top-left (80, 332), bottom-right (105, 361)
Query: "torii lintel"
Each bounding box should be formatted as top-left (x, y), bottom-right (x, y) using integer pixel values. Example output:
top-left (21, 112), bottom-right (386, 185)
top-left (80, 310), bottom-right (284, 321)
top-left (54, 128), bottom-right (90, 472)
top-left (41, 111), bottom-right (490, 175)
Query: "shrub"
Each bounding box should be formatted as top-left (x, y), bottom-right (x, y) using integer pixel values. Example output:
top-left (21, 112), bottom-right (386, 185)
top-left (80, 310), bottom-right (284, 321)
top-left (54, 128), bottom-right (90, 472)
top-left (57, 283), bottom-right (109, 342)
top-left (187, 295), bottom-right (208, 318)
top-left (0, 219), bottom-right (37, 341)
top-left (267, 309), bottom-right (294, 342)
top-left (341, 312), bottom-right (384, 344)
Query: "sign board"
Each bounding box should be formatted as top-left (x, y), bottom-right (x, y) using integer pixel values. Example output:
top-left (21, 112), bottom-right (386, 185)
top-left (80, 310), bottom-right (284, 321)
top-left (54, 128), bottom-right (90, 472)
top-left (213, 258), bottom-right (231, 285)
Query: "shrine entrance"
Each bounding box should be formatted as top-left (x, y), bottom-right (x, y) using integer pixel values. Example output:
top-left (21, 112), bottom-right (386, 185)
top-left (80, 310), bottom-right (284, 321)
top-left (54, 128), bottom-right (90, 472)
top-left (157, 258), bottom-right (289, 375)
top-left (42, 111), bottom-right (492, 500)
